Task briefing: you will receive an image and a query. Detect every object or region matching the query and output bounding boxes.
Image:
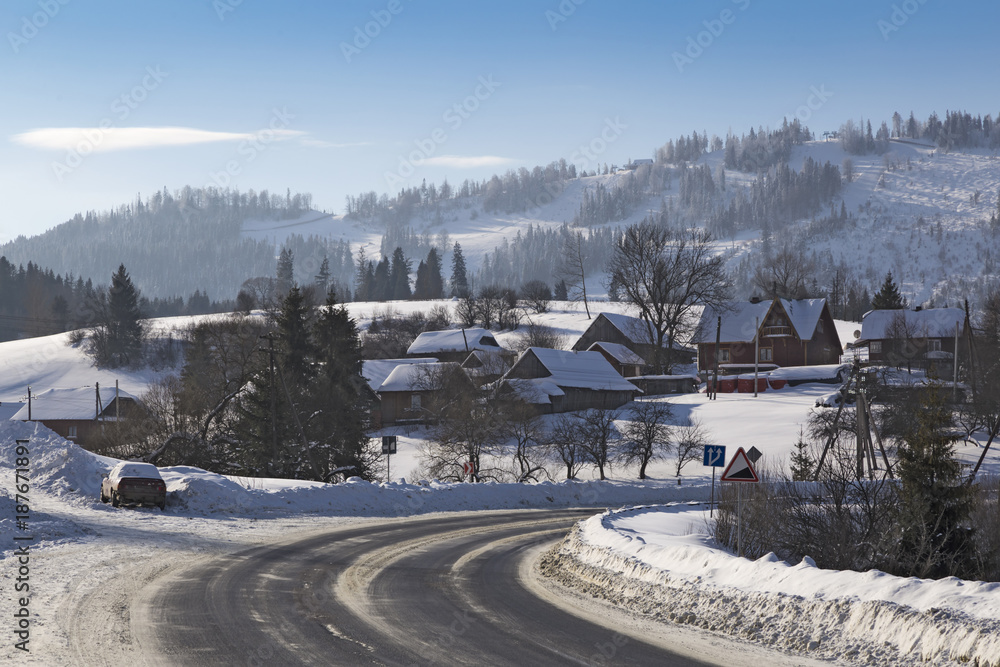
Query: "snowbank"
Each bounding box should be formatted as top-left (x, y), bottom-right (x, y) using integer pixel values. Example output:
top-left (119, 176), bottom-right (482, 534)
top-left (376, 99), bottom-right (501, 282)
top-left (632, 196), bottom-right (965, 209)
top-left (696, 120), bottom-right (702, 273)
top-left (545, 505), bottom-right (1000, 666)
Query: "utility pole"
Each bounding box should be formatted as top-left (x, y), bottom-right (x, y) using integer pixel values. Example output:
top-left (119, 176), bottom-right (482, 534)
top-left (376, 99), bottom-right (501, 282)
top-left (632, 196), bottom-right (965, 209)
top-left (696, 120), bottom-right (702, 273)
top-left (27, 386), bottom-right (31, 420)
top-left (95, 382), bottom-right (100, 420)
top-left (264, 333), bottom-right (278, 472)
top-left (753, 316), bottom-right (760, 398)
top-left (711, 316), bottom-right (721, 400)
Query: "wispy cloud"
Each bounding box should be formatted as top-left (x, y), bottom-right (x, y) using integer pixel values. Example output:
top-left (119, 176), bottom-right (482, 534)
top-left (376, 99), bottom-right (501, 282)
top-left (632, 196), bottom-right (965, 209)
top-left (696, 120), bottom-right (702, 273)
top-left (298, 138), bottom-right (372, 149)
top-left (10, 126), bottom-right (305, 153)
top-left (422, 155), bottom-right (516, 168)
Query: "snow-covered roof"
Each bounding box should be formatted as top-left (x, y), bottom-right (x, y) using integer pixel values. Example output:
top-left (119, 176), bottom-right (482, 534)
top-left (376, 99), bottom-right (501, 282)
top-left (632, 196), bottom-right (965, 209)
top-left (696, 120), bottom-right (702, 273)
top-left (695, 299), bottom-right (830, 343)
top-left (377, 362), bottom-right (460, 392)
top-left (587, 341), bottom-right (646, 366)
top-left (12, 386), bottom-right (140, 421)
top-left (362, 358), bottom-right (437, 391)
top-left (860, 308), bottom-right (964, 340)
top-left (598, 312), bottom-right (656, 345)
top-left (513, 347), bottom-right (639, 393)
top-left (406, 328), bottom-right (500, 355)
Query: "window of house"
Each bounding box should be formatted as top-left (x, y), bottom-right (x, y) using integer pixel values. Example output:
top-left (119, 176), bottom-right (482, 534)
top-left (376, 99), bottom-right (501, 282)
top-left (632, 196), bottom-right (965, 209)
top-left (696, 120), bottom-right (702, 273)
top-left (410, 394), bottom-right (422, 410)
top-left (759, 348), bottom-right (773, 362)
top-left (67, 425), bottom-right (77, 439)
top-left (927, 339), bottom-right (942, 352)
top-left (870, 341), bottom-right (882, 354)
top-left (718, 348), bottom-right (730, 363)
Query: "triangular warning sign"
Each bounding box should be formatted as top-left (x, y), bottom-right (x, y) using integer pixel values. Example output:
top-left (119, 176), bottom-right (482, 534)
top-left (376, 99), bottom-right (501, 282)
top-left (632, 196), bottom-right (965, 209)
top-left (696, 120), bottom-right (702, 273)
top-left (720, 447), bottom-right (759, 482)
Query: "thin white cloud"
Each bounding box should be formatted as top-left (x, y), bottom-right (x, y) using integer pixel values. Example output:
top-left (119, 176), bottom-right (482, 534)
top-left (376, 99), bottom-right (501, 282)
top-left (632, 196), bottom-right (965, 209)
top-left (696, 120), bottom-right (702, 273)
top-left (10, 126), bottom-right (304, 153)
top-left (422, 155), bottom-right (516, 168)
top-left (298, 138), bottom-right (372, 149)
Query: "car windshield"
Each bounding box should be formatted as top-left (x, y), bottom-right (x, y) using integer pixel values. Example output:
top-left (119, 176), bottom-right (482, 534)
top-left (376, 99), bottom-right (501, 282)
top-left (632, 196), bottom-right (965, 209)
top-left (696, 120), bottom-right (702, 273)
top-left (113, 463), bottom-right (161, 479)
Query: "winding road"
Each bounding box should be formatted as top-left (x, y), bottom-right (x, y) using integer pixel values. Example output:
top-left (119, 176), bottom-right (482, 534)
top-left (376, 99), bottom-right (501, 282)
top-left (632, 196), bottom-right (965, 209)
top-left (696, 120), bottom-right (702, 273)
top-left (121, 509), bottom-right (727, 666)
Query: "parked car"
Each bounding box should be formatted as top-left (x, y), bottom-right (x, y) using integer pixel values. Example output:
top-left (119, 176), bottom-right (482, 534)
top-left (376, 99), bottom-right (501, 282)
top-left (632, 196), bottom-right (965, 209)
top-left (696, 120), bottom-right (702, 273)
top-left (100, 462), bottom-right (166, 509)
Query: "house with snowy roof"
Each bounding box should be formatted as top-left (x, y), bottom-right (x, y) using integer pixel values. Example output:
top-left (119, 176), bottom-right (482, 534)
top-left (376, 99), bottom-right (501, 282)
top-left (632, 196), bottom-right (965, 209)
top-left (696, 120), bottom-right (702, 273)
top-left (858, 307), bottom-right (964, 371)
top-left (585, 341), bottom-right (645, 378)
top-left (497, 347), bottom-right (640, 414)
top-left (693, 298), bottom-right (842, 372)
top-left (406, 328), bottom-right (504, 363)
top-left (460, 348), bottom-right (511, 387)
top-left (375, 362), bottom-right (473, 425)
top-left (571, 312), bottom-right (696, 371)
top-left (12, 385), bottom-right (141, 449)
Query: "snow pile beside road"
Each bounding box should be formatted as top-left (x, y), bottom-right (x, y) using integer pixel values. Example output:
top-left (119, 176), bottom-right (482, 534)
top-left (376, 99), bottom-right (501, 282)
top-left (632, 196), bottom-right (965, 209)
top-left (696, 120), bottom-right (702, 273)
top-left (544, 505), bottom-right (1000, 666)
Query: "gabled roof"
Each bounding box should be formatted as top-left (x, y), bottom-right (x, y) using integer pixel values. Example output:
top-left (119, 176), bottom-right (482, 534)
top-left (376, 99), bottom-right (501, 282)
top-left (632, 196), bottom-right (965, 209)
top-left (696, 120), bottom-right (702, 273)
top-left (587, 341), bottom-right (645, 366)
top-left (377, 362), bottom-right (461, 392)
top-left (362, 358), bottom-right (437, 391)
top-left (860, 308), bottom-right (964, 340)
top-left (406, 328), bottom-right (500, 355)
top-left (13, 386), bottom-right (140, 421)
top-left (597, 312), bottom-right (655, 345)
top-left (695, 298), bottom-right (830, 343)
top-left (512, 348), bottom-right (639, 393)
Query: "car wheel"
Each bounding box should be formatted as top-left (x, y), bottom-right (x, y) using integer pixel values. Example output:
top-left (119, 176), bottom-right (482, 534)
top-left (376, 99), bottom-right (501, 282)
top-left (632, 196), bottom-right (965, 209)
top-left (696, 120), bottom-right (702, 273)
top-left (111, 491), bottom-right (120, 507)
top-left (100, 490), bottom-right (107, 503)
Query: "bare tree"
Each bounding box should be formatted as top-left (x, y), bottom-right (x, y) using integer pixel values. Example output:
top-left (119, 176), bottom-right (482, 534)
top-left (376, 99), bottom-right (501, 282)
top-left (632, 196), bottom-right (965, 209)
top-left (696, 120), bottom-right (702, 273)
top-left (751, 246), bottom-right (815, 300)
top-left (618, 400), bottom-right (674, 479)
top-left (519, 280), bottom-right (552, 314)
top-left (607, 223), bottom-right (730, 373)
top-left (501, 405), bottom-right (550, 483)
top-left (510, 321), bottom-right (566, 353)
top-left (673, 418), bottom-right (711, 477)
top-left (546, 414), bottom-right (586, 479)
top-left (577, 407), bottom-right (621, 480)
top-left (556, 230), bottom-right (591, 319)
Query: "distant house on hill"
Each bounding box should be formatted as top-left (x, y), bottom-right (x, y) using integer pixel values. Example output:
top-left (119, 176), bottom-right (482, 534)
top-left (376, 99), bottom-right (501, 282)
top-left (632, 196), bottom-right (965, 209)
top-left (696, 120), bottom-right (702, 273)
top-left (376, 362), bottom-right (472, 425)
top-left (13, 386), bottom-right (141, 449)
top-left (406, 328), bottom-right (503, 363)
top-left (571, 312), bottom-right (695, 371)
top-left (497, 347), bottom-right (640, 414)
top-left (626, 158), bottom-right (654, 170)
top-left (694, 298), bottom-right (842, 372)
top-left (858, 307), bottom-right (964, 372)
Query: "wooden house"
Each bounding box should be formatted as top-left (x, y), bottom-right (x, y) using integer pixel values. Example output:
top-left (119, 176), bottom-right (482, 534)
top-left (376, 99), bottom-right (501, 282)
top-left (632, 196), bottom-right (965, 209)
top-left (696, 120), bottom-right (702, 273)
top-left (586, 341), bottom-right (645, 377)
top-left (376, 362), bottom-right (471, 425)
top-left (406, 328), bottom-right (504, 363)
top-left (12, 386), bottom-right (141, 449)
top-left (572, 312), bottom-right (695, 371)
top-left (694, 298), bottom-right (842, 372)
top-left (858, 307), bottom-right (964, 372)
top-left (498, 347), bottom-right (640, 414)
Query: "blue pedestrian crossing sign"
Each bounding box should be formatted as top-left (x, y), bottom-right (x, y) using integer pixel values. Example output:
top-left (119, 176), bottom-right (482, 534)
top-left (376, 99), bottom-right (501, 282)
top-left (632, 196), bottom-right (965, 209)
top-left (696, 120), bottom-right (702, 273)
top-left (703, 445), bottom-right (726, 468)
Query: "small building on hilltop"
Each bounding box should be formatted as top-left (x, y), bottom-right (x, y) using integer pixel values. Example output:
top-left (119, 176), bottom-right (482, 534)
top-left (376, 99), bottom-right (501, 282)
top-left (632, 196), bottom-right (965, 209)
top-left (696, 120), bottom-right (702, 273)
top-left (694, 298), bottom-right (842, 372)
top-left (13, 385), bottom-right (141, 449)
top-left (497, 347), bottom-right (640, 414)
top-left (406, 328), bottom-right (504, 363)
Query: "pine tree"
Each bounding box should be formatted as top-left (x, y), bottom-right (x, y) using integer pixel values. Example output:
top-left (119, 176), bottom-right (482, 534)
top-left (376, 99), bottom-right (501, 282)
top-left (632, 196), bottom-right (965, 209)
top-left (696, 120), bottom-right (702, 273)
top-left (373, 257), bottom-right (390, 301)
top-left (93, 264), bottom-right (146, 367)
top-left (426, 247), bottom-right (444, 299)
top-left (389, 247), bottom-right (411, 300)
top-left (276, 248), bottom-right (295, 297)
top-left (413, 260), bottom-right (430, 299)
top-left (315, 256), bottom-right (330, 294)
top-left (450, 242), bottom-right (469, 297)
top-left (871, 271), bottom-right (907, 310)
top-left (790, 428), bottom-right (814, 481)
top-left (554, 279), bottom-right (568, 301)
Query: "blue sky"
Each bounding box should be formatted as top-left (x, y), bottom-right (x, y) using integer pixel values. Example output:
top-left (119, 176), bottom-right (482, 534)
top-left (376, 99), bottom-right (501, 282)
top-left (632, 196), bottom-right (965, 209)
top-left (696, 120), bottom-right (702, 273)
top-left (2, 0), bottom-right (997, 241)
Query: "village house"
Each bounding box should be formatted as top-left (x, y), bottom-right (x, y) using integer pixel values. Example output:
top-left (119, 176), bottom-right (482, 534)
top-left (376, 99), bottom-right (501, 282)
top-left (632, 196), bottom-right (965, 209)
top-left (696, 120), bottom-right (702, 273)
top-left (375, 362), bottom-right (472, 425)
top-left (694, 298), bottom-right (842, 373)
top-left (571, 312), bottom-right (695, 371)
top-left (12, 385), bottom-right (141, 449)
top-left (461, 348), bottom-right (511, 387)
top-left (497, 347), bottom-right (640, 414)
top-left (406, 327), bottom-right (504, 363)
top-left (857, 307), bottom-right (964, 373)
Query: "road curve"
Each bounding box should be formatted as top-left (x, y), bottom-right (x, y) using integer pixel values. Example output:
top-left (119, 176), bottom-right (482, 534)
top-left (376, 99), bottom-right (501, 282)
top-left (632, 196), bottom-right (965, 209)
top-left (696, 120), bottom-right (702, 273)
top-left (130, 509), bottom-right (715, 666)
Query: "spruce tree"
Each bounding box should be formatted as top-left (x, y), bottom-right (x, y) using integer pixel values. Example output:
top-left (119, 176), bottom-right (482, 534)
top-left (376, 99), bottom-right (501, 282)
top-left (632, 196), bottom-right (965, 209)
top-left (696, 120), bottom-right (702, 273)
top-left (276, 248), bottom-right (294, 297)
top-left (94, 264), bottom-right (145, 367)
top-left (426, 247), bottom-right (444, 299)
top-left (413, 260), bottom-right (430, 300)
top-left (315, 256), bottom-right (330, 294)
top-left (872, 271), bottom-right (907, 310)
top-left (450, 242), bottom-right (469, 297)
top-left (389, 247), bottom-right (412, 300)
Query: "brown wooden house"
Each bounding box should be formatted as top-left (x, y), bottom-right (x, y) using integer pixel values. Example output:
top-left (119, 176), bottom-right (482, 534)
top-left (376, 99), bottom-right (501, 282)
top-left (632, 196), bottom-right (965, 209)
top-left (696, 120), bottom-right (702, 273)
top-left (572, 312), bottom-right (695, 371)
top-left (694, 298), bottom-right (842, 372)
top-left (498, 347), bottom-right (640, 414)
top-left (406, 328), bottom-right (504, 363)
top-left (13, 386), bottom-right (141, 449)
top-left (858, 307), bottom-right (964, 372)
top-left (376, 362), bottom-right (473, 425)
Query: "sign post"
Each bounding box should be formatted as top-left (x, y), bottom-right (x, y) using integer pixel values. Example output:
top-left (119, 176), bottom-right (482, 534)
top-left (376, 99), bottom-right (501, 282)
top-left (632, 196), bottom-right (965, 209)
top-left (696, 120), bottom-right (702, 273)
top-left (702, 445), bottom-right (726, 517)
top-left (382, 436), bottom-right (397, 481)
top-left (719, 447), bottom-right (760, 557)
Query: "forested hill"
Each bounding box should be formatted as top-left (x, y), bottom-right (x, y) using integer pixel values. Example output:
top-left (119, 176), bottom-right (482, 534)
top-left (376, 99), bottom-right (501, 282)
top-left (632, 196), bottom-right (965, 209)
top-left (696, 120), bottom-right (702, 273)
top-left (0, 187), bottom-right (354, 301)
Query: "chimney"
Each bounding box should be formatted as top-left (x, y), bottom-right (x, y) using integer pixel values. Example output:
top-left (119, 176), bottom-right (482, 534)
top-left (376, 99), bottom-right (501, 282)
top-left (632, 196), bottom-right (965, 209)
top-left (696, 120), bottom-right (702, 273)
top-left (750, 296), bottom-right (761, 304)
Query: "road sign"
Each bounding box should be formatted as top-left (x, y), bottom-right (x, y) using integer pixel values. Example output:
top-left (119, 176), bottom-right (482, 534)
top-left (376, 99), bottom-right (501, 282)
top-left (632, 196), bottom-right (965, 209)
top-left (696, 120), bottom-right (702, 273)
top-left (381, 436), bottom-right (397, 455)
top-left (462, 461), bottom-right (474, 476)
top-left (703, 445), bottom-right (726, 467)
top-left (747, 446), bottom-right (762, 464)
top-left (720, 447), bottom-right (759, 482)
